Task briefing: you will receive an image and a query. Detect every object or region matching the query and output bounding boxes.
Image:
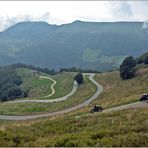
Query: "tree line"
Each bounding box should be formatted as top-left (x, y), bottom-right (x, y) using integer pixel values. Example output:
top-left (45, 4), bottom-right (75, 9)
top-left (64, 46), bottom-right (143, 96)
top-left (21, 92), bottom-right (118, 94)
top-left (59, 67), bottom-right (98, 73)
top-left (1, 50), bottom-right (147, 102)
top-left (10, 63), bottom-right (57, 75)
top-left (0, 66), bottom-right (27, 102)
top-left (10, 63), bottom-right (99, 74)
top-left (74, 52), bottom-right (148, 86)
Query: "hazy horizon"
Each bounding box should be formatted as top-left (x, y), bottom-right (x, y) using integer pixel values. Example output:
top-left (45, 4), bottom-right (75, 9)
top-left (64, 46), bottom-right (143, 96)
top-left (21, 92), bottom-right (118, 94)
top-left (0, 1), bottom-right (148, 31)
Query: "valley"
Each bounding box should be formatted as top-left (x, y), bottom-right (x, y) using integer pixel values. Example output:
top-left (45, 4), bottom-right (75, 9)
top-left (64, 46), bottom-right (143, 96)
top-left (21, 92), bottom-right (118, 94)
top-left (0, 1), bottom-right (148, 147)
top-left (0, 64), bottom-right (147, 117)
top-left (0, 62), bottom-right (147, 146)
top-left (0, 68), bottom-right (97, 116)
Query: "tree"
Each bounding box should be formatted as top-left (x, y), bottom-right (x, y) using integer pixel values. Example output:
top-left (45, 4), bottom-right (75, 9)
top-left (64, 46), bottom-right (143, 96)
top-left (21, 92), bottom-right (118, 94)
top-left (74, 73), bottom-right (84, 85)
top-left (120, 56), bottom-right (136, 80)
top-left (7, 87), bottom-right (23, 99)
top-left (143, 55), bottom-right (148, 64)
top-left (23, 91), bottom-right (28, 98)
top-left (12, 76), bottom-right (23, 86)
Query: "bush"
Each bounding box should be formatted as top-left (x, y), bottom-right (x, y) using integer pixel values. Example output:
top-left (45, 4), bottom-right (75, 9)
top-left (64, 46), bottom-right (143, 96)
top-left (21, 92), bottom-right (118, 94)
top-left (7, 87), bottom-right (23, 99)
top-left (74, 73), bottom-right (84, 85)
top-left (10, 63), bottom-right (57, 75)
top-left (120, 56), bottom-right (136, 80)
top-left (23, 91), bottom-right (28, 98)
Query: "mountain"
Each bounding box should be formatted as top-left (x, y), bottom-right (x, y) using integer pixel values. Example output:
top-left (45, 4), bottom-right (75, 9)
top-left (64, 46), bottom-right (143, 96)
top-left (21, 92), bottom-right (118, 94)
top-left (0, 21), bottom-right (148, 71)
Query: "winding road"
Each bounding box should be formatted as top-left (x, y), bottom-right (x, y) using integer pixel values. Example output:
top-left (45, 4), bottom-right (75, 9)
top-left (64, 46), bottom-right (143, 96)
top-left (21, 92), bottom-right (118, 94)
top-left (0, 74), bottom-right (103, 120)
top-left (38, 75), bottom-right (56, 98)
top-left (0, 73), bottom-right (147, 120)
top-left (7, 76), bottom-right (78, 103)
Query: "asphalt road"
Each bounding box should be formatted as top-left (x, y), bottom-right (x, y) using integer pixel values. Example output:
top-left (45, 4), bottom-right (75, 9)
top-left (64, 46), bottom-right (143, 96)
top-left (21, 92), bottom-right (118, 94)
top-left (0, 73), bottom-right (103, 120)
top-left (0, 74), bottom-right (147, 121)
top-left (7, 80), bottom-right (78, 103)
top-left (103, 101), bottom-right (148, 113)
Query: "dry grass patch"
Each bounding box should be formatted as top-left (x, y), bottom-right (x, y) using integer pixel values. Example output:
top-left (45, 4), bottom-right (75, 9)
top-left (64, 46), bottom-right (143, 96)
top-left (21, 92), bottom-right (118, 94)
top-left (0, 108), bottom-right (147, 147)
top-left (93, 66), bottom-right (148, 108)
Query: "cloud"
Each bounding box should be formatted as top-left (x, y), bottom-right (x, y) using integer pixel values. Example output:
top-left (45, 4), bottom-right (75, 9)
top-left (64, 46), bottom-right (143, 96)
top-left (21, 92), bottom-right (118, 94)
top-left (0, 15), bottom-right (31, 31)
top-left (128, 1), bottom-right (148, 21)
top-left (0, 13), bottom-right (51, 31)
top-left (106, 1), bottom-right (133, 20)
top-left (0, 1), bottom-right (148, 31)
top-left (36, 12), bottom-right (50, 22)
top-left (115, 2), bottom-right (133, 17)
top-left (0, 12), bottom-right (67, 31)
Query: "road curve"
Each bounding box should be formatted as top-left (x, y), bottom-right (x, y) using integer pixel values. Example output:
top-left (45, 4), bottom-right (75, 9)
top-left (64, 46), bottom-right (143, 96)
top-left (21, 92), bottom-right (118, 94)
top-left (38, 75), bottom-right (56, 98)
top-left (0, 73), bottom-right (103, 120)
top-left (7, 81), bottom-right (78, 103)
top-left (7, 75), bottom-right (57, 103)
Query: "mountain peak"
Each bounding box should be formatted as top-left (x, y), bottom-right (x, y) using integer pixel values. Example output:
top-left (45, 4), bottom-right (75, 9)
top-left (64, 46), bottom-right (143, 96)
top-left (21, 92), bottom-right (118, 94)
top-left (3, 21), bottom-right (58, 34)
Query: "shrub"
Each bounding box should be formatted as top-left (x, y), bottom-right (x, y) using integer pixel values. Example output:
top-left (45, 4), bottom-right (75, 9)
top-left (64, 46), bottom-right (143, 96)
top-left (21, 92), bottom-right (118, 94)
top-left (74, 73), bottom-right (84, 85)
top-left (120, 56), bottom-right (136, 80)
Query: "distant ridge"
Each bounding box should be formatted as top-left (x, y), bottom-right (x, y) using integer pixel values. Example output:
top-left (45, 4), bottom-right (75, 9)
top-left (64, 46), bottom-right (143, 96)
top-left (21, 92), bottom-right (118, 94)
top-left (0, 20), bottom-right (148, 71)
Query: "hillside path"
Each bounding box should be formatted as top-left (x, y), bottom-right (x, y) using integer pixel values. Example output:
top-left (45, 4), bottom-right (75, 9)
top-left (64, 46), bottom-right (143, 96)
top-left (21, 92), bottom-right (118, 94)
top-left (7, 74), bottom-right (78, 103)
top-left (38, 75), bottom-right (56, 98)
top-left (0, 73), bottom-right (103, 120)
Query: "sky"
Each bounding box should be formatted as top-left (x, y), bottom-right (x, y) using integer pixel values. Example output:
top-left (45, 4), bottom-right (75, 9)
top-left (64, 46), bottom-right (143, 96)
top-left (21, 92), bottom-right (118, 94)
top-left (0, 1), bottom-right (148, 31)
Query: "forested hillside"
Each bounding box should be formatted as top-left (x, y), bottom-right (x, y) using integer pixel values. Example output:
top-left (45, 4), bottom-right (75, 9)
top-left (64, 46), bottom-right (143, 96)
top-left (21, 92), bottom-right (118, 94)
top-left (0, 21), bottom-right (148, 71)
top-left (0, 63), bottom-right (60, 101)
top-left (0, 66), bottom-right (24, 101)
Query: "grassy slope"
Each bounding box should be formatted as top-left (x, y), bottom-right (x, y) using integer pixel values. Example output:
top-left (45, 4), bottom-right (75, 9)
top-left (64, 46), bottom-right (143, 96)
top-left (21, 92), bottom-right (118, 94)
top-left (0, 107), bottom-right (147, 147)
top-left (92, 65), bottom-right (148, 109)
top-left (16, 68), bottom-right (53, 98)
top-left (0, 75), bottom-right (96, 115)
top-left (16, 68), bottom-right (75, 99)
top-left (48, 72), bottom-right (75, 99)
top-left (0, 66), bottom-right (147, 146)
